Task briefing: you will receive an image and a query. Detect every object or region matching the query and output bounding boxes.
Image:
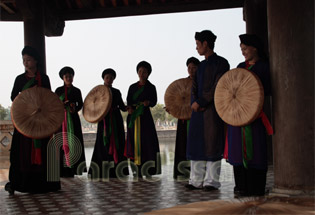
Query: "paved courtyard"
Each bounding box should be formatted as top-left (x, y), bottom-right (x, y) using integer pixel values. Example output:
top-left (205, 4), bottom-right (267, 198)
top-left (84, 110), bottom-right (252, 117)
top-left (0, 161), bottom-right (275, 215)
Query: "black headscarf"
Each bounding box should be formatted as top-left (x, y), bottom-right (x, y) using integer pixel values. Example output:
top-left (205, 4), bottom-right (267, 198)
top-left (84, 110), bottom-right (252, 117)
top-left (186, 57), bottom-right (200, 66)
top-left (21, 46), bottom-right (40, 62)
top-left (239, 34), bottom-right (267, 59)
top-left (136, 61), bottom-right (152, 75)
top-left (102, 68), bottom-right (116, 79)
top-left (195, 30), bottom-right (217, 50)
top-left (59, 66), bottom-right (75, 79)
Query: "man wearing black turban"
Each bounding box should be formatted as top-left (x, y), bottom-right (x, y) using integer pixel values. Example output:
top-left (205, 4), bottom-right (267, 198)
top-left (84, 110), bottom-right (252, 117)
top-left (185, 30), bottom-right (230, 191)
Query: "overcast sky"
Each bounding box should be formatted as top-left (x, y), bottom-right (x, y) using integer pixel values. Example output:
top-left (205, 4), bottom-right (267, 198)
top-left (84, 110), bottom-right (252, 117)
top-left (0, 8), bottom-right (245, 108)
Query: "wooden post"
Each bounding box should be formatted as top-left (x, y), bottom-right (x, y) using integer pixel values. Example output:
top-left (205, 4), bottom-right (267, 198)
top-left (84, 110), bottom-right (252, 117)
top-left (17, 0), bottom-right (46, 74)
top-left (267, 0), bottom-right (314, 194)
top-left (243, 0), bottom-right (273, 165)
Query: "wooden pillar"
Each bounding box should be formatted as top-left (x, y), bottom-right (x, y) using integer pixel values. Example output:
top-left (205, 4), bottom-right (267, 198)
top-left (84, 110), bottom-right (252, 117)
top-left (17, 0), bottom-right (46, 74)
top-left (267, 0), bottom-right (314, 194)
top-left (243, 0), bottom-right (273, 165)
top-left (243, 0), bottom-right (268, 51)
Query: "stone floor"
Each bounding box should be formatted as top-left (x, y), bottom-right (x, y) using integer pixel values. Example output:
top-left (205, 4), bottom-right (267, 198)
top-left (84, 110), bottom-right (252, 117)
top-left (0, 161), bottom-right (275, 215)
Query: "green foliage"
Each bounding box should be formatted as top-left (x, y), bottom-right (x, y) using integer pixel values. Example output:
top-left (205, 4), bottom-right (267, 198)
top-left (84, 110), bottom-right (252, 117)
top-left (78, 111), bottom-right (94, 128)
top-left (122, 103), bottom-right (175, 125)
top-left (150, 103), bottom-right (177, 124)
top-left (0, 105), bottom-right (10, 120)
top-left (165, 111), bottom-right (177, 123)
top-left (150, 103), bottom-right (166, 123)
top-left (77, 102), bottom-right (176, 130)
top-left (121, 103), bottom-right (176, 124)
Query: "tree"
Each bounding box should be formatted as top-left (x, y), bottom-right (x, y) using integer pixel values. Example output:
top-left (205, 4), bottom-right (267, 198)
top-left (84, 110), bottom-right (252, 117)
top-left (0, 105), bottom-right (10, 120)
top-left (165, 111), bottom-right (177, 123)
top-left (150, 103), bottom-right (166, 123)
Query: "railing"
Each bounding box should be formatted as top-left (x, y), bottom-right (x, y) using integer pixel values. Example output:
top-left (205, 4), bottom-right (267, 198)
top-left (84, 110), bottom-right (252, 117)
top-left (0, 120), bottom-right (13, 168)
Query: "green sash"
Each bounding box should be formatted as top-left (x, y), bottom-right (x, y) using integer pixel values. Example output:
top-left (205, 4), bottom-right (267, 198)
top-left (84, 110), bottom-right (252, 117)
top-left (128, 85), bottom-right (145, 165)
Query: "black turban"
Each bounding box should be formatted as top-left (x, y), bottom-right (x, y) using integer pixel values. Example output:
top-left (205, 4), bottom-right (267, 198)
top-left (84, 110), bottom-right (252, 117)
top-left (195, 30), bottom-right (217, 49)
top-left (136, 61), bottom-right (152, 75)
top-left (102, 68), bottom-right (116, 79)
top-left (239, 34), bottom-right (266, 59)
top-left (59, 66), bottom-right (75, 79)
top-left (21, 46), bottom-right (40, 62)
top-left (186, 57), bottom-right (200, 66)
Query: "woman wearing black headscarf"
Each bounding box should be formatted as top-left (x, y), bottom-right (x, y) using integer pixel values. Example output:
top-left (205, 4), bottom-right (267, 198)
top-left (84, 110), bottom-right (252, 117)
top-left (125, 61), bottom-right (161, 178)
top-left (5, 46), bottom-right (60, 194)
top-left (226, 34), bottom-right (272, 196)
top-left (172, 57), bottom-right (200, 179)
top-left (55, 66), bottom-right (87, 177)
top-left (89, 68), bottom-right (128, 179)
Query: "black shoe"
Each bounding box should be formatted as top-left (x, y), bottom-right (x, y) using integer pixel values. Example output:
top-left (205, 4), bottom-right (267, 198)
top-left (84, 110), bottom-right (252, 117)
top-left (203, 186), bottom-right (218, 191)
top-left (5, 182), bottom-right (14, 195)
top-left (185, 184), bottom-right (201, 190)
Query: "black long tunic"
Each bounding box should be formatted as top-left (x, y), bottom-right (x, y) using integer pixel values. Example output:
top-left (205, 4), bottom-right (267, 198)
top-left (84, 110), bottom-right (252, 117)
top-left (126, 81), bottom-right (161, 176)
top-left (227, 60), bottom-right (271, 169)
top-left (227, 60), bottom-right (271, 196)
top-left (55, 85), bottom-right (87, 177)
top-left (89, 87), bottom-right (127, 179)
top-left (8, 72), bottom-right (61, 193)
top-left (173, 119), bottom-right (190, 179)
top-left (187, 53), bottom-right (230, 161)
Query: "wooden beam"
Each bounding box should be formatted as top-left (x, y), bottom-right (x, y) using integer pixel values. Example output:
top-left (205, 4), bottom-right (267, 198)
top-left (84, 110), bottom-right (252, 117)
top-left (1, 0), bottom-right (244, 22)
top-left (60, 0), bottom-right (244, 21)
top-left (0, 2), bottom-right (15, 14)
top-left (123, 0), bottom-right (129, 6)
top-left (79, 0), bottom-right (93, 9)
top-left (0, 0), bottom-right (15, 3)
top-left (76, 0), bottom-right (84, 9)
top-left (66, 0), bottom-right (73, 9)
top-left (111, 0), bottom-right (117, 7)
top-left (15, 0), bottom-right (34, 19)
top-left (44, 1), bottom-right (65, 37)
top-left (99, 0), bottom-right (106, 7)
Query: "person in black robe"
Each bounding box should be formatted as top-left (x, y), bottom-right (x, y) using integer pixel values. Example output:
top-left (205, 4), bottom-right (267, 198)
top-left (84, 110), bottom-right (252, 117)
top-left (89, 69), bottom-right (128, 179)
top-left (185, 30), bottom-right (230, 191)
top-left (55, 66), bottom-right (87, 177)
top-left (5, 46), bottom-right (61, 194)
top-left (125, 61), bottom-right (161, 178)
top-left (172, 57), bottom-right (200, 180)
top-left (226, 34), bottom-right (272, 196)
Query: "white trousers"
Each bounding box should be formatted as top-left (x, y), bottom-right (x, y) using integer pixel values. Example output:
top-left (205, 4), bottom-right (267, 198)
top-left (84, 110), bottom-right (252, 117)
top-left (189, 160), bottom-right (221, 188)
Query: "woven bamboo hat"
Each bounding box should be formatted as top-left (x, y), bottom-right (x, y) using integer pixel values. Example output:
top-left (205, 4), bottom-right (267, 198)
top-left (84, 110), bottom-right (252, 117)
top-left (11, 86), bottom-right (64, 139)
top-left (146, 197), bottom-right (315, 215)
top-left (164, 78), bottom-right (192, 120)
top-left (83, 85), bottom-right (112, 123)
top-left (214, 68), bottom-right (264, 126)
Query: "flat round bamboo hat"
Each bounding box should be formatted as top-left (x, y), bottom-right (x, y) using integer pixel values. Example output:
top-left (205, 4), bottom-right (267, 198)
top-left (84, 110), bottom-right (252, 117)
top-left (214, 68), bottom-right (264, 126)
top-left (83, 85), bottom-right (112, 123)
top-left (11, 86), bottom-right (64, 139)
top-left (164, 78), bottom-right (192, 120)
top-left (146, 197), bottom-right (315, 215)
